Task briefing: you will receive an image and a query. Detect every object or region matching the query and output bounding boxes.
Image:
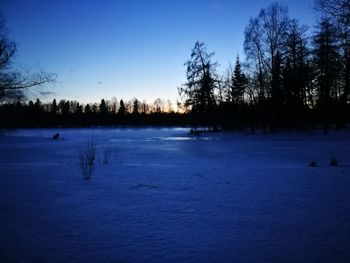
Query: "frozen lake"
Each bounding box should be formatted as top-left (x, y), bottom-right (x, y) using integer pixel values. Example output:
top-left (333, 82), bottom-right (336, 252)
top-left (0, 128), bottom-right (350, 262)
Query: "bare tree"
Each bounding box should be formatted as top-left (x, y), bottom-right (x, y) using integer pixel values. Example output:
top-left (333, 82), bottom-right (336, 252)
top-left (153, 98), bottom-right (164, 113)
top-left (315, 0), bottom-right (350, 23)
top-left (244, 3), bottom-right (292, 129)
top-left (315, 0), bottom-right (350, 104)
top-left (284, 19), bottom-right (311, 109)
top-left (314, 19), bottom-right (341, 102)
top-left (0, 13), bottom-right (55, 103)
top-left (166, 99), bottom-right (173, 113)
top-left (110, 97), bottom-right (119, 114)
top-left (244, 3), bottom-right (290, 103)
top-left (140, 100), bottom-right (150, 114)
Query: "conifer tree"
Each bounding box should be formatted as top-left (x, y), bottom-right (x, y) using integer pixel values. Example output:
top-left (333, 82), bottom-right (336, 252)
top-left (231, 56), bottom-right (247, 105)
top-left (179, 41), bottom-right (218, 116)
top-left (118, 99), bottom-right (126, 116)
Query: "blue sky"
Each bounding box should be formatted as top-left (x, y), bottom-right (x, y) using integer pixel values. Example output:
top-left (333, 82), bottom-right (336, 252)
top-left (3, 0), bottom-right (316, 104)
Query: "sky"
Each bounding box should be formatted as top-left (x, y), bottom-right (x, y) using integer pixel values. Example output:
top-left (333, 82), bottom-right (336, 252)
top-left (2, 0), bottom-right (316, 105)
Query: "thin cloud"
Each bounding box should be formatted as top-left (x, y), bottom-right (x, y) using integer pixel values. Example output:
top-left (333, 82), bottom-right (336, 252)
top-left (211, 2), bottom-right (223, 9)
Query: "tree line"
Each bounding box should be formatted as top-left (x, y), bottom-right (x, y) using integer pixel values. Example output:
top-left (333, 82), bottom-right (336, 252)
top-left (0, 98), bottom-right (191, 127)
top-left (179, 0), bottom-right (350, 132)
top-left (1, 0), bottom-right (350, 130)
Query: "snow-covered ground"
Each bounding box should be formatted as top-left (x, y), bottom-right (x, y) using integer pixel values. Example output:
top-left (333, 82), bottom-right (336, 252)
top-left (0, 128), bottom-right (349, 262)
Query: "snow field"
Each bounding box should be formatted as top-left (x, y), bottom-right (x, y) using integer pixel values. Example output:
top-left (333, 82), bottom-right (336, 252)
top-left (0, 128), bottom-right (349, 262)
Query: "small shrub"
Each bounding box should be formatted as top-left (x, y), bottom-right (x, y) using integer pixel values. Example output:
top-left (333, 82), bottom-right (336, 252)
top-left (101, 148), bottom-right (112, 165)
top-left (330, 156), bottom-right (338, 166)
top-left (309, 160), bottom-right (317, 167)
top-left (52, 133), bottom-right (60, 140)
top-left (78, 139), bottom-right (96, 180)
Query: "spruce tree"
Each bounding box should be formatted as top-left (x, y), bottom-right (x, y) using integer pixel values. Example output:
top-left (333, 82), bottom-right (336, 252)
top-left (118, 99), bottom-right (126, 116)
top-left (231, 56), bottom-right (247, 105)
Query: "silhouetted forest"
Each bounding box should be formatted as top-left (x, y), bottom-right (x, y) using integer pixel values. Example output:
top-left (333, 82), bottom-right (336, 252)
top-left (1, 1), bottom-right (350, 130)
top-left (178, 1), bottom-right (350, 132)
top-left (0, 98), bottom-right (191, 127)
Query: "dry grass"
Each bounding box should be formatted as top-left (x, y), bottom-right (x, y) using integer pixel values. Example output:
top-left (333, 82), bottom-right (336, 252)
top-left (78, 138), bottom-right (96, 180)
